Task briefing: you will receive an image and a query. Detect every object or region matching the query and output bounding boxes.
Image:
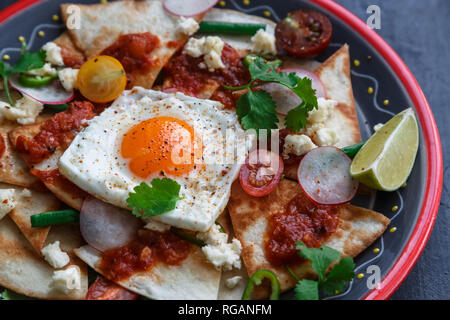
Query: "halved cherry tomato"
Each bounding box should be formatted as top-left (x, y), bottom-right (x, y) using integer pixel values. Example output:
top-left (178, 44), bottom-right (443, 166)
top-left (275, 9), bottom-right (332, 58)
top-left (86, 276), bottom-right (139, 300)
top-left (77, 55), bottom-right (127, 103)
top-left (239, 149), bottom-right (284, 197)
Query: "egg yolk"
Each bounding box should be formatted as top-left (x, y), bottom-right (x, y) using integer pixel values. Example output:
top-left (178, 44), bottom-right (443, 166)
top-left (121, 116), bottom-right (197, 178)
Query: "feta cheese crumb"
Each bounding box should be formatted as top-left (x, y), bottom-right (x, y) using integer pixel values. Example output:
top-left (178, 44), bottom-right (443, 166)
top-left (0, 189), bottom-right (16, 221)
top-left (282, 134), bottom-right (317, 159)
top-left (42, 42), bottom-right (64, 66)
top-left (41, 241), bottom-right (70, 269)
top-left (52, 266), bottom-right (81, 294)
top-left (58, 68), bottom-right (79, 91)
top-left (313, 128), bottom-right (339, 146)
top-left (183, 36), bottom-right (225, 71)
top-left (373, 123), bottom-right (384, 132)
top-left (225, 276), bottom-right (242, 289)
top-left (144, 219), bottom-right (171, 232)
top-left (26, 63), bottom-right (58, 77)
top-left (308, 97), bottom-right (337, 124)
top-left (0, 96), bottom-right (43, 125)
top-left (251, 29), bottom-right (277, 55)
top-left (197, 224), bottom-right (242, 271)
top-left (177, 17), bottom-right (199, 36)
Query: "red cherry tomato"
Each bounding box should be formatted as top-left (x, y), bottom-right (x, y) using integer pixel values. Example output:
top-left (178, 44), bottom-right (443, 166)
top-left (275, 9), bottom-right (332, 58)
top-left (239, 149), bottom-right (284, 197)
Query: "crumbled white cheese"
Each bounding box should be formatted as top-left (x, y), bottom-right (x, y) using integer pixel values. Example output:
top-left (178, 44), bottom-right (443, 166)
top-left (197, 224), bottom-right (242, 271)
top-left (0, 189), bottom-right (16, 221)
top-left (183, 36), bottom-right (225, 71)
top-left (144, 219), bottom-right (171, 232)
top-left (0, 96), bottom-right (43, 125)
top-left (177, 17), bottom-right (199, 36)
top-left (41, 241), bottom-right (70, 269)
top-left (373, 123), bottom-right (384, 132)
top-left (308, 97), bottom-right (337, 124)
top-left (251, 29), bottom-right (277, 55)
top-left (26, 63), bottom-right (58, 77)
top-left (42, 42), bottom-right (64, 66)
top-left (52, 266), bottom-right (81, 294)
top-left (58, 68), bottom-right (79, 92)
top-left (313, 128), bottom-right (339, 146)
top-left (225, 276), bottom-right (242, 289)
top-left (282, 134), bottom-right (317, 159)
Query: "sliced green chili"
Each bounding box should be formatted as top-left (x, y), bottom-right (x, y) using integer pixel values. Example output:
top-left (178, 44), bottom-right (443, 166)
top-left (45, 103), bottom-right (69, 112)
top-left (242, 53), bottom-right (281, 69)
top-left (171, 228), bottom-right (206, 247)
top-left (242, 269), bottom-right (280, 300)
top-left (342, 141), bottom-right (365, 159)
top-left (199, 21), bottom-right (266, 35)
top-left (19, 73), bottom-right (57, 87)
top-left (30, 209), bottom-right (79, 227)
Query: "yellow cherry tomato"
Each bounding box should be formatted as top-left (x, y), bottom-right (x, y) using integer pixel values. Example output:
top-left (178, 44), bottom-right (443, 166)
top-left (77, 55), bottom-right (127, 103)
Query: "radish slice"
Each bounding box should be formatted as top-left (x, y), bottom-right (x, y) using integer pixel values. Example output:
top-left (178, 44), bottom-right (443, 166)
top-left (163, 0), bottom-right (218, 17)
top-left (261, 68), bottom-right (326, 116)
top-left (298, 146), bottom-right (358, 205)
top-left (9, 74), bottom-right (74, 105)
top-left (80, 197), bottom-right (142, 252)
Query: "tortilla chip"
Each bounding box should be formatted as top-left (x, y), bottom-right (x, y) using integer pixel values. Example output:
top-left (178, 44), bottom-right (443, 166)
top-left (0, 216), bottom-right (88, 299)
top-left (0, 122), bottom-right (38, 188)
top-left (75, 244), bottom-right (222, 300)
top-left (61, 0), bottom-right (204, 89)
top-left (8, 123), bottom-right (86, 211)
top-left (227, 179), bottom-right (390, 297)
top-left (284, 45), bottom-right (362, 180)
top-left (2, 183), bottom-right (61, 254)
top-left (53, 32), bottom-right (85, 68)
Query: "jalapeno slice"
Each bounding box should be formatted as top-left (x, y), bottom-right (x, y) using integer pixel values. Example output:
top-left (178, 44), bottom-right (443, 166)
top-left (18, 73), bottom-right (57, 88)
top-left (241, 269), bottom-right (280, 300)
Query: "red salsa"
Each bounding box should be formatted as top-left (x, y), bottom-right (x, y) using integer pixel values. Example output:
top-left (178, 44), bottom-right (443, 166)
top-left (86, 276), bottom-right (139, 300)
top-left (265, 192), bottom-right (339, 265)
top-left (101, 32), bottom-right (160, 88)
top-left (30, 168), bottom-right (87, 199)
top-left (99, 230), bottom-right (191, 282)
top-left (164, 44), bottom-right (250, 98)
top-left (15, 101), bottom-right (96, 165)
top-left (0, 135), bottom-right (5, 159)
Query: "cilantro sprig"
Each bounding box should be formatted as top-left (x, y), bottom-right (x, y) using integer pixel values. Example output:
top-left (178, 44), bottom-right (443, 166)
top-left (0, 41), bottom-right (46, 106)
top-left (126, 178), bottom-right (183, 219)
top-left (224, 57), bottom-right (318, 133)
top-left (293, 241), bottom-right (355, 300)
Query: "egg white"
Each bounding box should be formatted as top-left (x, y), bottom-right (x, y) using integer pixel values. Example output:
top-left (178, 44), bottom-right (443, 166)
top-left (58, 88), bottom-right (252, 232)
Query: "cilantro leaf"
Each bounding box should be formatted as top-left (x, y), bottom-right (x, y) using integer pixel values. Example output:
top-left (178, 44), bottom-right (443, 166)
top-left (296, 241), bottom-right (341, 281)
top-left (320, 256), bottom-right (355, 295)
top-left (285, 103), bottom-right (308, 133)
top-left (295, 280), bottom-right (319, 300)
top-left (1, 288), bottom-right (35, 300)
top-left (126, 178), bottom-right (183, 219)
top-left (236, 90), bottom-right (279, 131)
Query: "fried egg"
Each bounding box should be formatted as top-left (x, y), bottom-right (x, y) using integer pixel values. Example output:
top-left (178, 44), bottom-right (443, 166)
top-left (58, 88), bottom-right (252, 232)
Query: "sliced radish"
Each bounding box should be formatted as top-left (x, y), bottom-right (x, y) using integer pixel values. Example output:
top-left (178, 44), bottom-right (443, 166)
top-left (298, 146), bottom-right (358, 205)
top-left (80, 197), bottom-right (142, 252)
top-left (262, 68), bottom-right (326, 116)
top-left (9, 74), bottom-right (74, 105)
top-left (163, 0), bottom-right (218, 17)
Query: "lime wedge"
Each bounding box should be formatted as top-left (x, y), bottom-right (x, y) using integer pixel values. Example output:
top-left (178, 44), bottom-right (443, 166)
top-left (350, 108), bottom-right (419, 191)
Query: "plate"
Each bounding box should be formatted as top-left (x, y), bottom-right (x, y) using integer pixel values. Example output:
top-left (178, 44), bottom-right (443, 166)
top-left (0, 0), bottom-right (443, 300)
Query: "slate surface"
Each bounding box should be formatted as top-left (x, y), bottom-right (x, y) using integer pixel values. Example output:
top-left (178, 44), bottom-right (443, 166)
top-left (0, 0), bottom-right (448, 300)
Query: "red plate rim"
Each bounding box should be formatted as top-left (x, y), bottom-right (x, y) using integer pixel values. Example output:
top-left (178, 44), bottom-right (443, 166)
top-left (0, 0), bottom-right (443, 300)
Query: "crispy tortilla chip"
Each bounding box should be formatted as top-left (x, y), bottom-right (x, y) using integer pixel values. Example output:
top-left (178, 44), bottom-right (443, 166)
top-left (2, 182), bottom-right (61, 254)
top-left (53, 32), bottom-right (85, 68)
top-left (75, 244), bottom-right (221, 300)
top-left (8, 123), bottom-right (86, 211)
top-left (0, 122), bottom-right (38, 188)
top-left (61, 0), bottom-right (204, 89)
top-left (227, 179), bottom-right (390, 297)
top-left (284, 45), bottom-right (362, 180)
top-left (0, 216), bottom-right (88, 299)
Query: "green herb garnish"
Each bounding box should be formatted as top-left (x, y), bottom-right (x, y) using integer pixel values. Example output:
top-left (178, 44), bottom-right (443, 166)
top-left (0, 41), bottom-right (46, 106)
top-left (293, 241), bottom-right (355, 300)
top-left (126, 178), bottom-right (183, 219)
top-left (224, 56), bottom-right (318, 133)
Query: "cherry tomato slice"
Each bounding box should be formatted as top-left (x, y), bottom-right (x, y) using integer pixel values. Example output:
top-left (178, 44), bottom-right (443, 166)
top-left (86, 276), bottom-right (139, 300)
top-left (275, 9), bottom-right (332, 58)
top-left (77, 55), bottom-right (127, 103)
top-left (240, 149), bottom-right (284, 197)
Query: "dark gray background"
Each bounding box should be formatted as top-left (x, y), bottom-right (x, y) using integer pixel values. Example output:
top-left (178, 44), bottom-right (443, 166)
top-left (0, 0), bottom-right (448, 300)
